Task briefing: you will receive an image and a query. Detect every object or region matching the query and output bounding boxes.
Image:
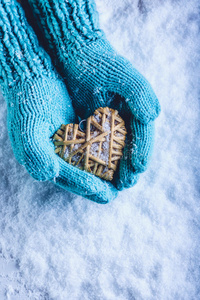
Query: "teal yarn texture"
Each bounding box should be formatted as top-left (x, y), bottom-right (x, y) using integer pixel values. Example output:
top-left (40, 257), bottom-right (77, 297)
top-left (26, 0), bottom-right (160, 122)
top-left (0, 0), bottom-right (118, 203)
top-left (26, 0), bottom-right (160, 190)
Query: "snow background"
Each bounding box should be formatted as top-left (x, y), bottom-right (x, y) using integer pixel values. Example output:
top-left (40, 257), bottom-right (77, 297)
top-left (0, 0), bottom-right (200, 299)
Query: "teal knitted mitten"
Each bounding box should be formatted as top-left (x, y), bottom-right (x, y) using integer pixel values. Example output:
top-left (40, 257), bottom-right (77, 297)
top-left (26, 0), bottom-right (160, 190)
top-left (0, 0), bottom-right (118, 203)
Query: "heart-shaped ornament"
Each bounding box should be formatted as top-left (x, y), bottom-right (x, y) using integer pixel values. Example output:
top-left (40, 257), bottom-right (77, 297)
top-left (53, 107), bottom-right (127, 181)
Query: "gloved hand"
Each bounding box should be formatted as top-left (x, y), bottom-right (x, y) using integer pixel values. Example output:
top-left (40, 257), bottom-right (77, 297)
top-left (26, 0), bottom-right (161, 189)
top-left (0, 0), bottom-right (118, 203)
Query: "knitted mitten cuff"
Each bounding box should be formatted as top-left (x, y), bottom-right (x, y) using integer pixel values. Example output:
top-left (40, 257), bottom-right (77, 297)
top-left (27, 0), bottom-right (104, 62)
top-left (0, 0), bottom-right (55, 94)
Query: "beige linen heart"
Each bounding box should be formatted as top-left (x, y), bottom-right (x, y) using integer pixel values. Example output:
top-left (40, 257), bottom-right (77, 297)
top-left (53, 107), bottom-right (127, 181)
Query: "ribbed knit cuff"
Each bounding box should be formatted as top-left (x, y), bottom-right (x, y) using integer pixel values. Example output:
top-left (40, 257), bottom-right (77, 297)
top-left (27, 0), bottom-right (104, 61)
top-left (0, 0), bottom-right (54, 92)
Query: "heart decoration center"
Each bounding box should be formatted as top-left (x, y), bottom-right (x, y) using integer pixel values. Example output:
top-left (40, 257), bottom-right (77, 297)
top-left (53, 107), bottom-right (127, 181)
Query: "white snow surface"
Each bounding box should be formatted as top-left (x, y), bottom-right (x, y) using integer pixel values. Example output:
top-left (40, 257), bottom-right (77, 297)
top-left (0, 0), bottom-right (200, 299)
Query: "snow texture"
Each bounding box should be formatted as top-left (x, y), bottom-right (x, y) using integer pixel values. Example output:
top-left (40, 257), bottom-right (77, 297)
top-left (0, 0), bottom-right (200, 299)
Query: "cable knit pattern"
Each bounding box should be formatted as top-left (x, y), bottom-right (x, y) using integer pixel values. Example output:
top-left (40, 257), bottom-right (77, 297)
top-left (0, 0), bottom-right (55, 91)
top-left (27, 0), bottom-right (104, 62)
top-left (0, 0), bottom-right (118, 203)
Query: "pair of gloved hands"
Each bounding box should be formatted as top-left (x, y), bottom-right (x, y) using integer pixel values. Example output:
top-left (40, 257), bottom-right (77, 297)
top-left (0, 0), bottom-right (160, 203)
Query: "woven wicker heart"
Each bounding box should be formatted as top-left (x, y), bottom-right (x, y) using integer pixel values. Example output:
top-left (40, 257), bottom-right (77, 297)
top-left (53, 107), bottom-right (127, 181)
